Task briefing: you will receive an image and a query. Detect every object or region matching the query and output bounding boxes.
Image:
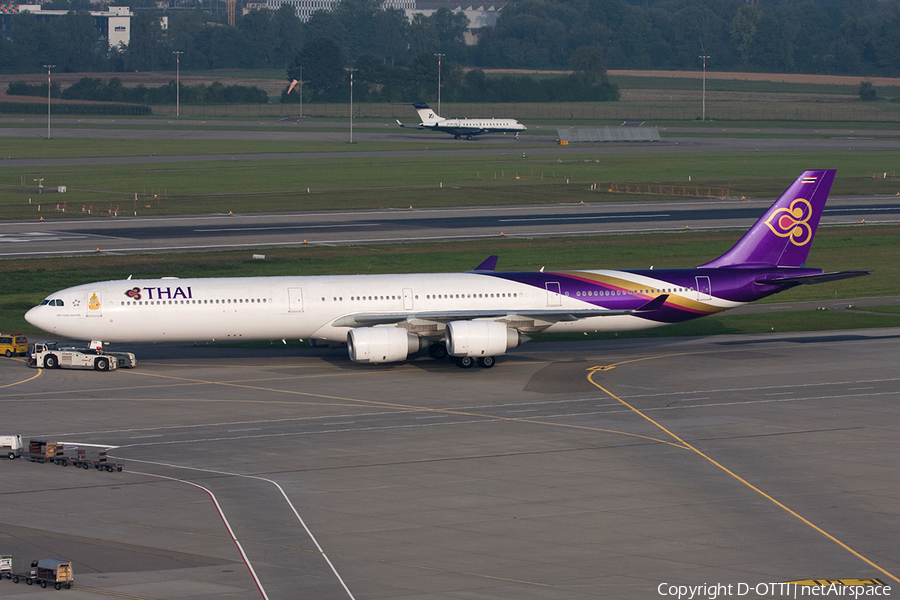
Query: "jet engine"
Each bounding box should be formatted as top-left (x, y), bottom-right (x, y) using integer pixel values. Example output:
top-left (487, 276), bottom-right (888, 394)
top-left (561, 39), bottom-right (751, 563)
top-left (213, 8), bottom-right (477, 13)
top-left (347, 327), bottom-right (424, 363)
top-left (445, 321), bottom-right (521, 358)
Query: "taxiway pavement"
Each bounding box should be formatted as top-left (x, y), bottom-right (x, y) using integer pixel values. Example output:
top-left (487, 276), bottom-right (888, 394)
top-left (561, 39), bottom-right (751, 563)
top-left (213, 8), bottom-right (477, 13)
top-left (1, 329), bottom-right (898, 599)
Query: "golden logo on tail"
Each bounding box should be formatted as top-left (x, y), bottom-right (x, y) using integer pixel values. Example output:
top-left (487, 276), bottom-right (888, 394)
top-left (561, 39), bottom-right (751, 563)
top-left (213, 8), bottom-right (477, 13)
top-left (764, 198), bottom-right (813, 246)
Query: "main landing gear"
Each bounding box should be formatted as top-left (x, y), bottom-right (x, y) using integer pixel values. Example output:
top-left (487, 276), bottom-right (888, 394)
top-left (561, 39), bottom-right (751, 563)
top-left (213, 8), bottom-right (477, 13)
top-left (429, 344), bottom-right (495, 368)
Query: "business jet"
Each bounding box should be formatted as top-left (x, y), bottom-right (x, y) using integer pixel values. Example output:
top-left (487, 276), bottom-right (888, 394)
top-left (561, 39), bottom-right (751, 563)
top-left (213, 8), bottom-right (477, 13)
top-left (25, 170), bottom-right (867, 368)
top-left (396, 102), bottom-right (526, 140)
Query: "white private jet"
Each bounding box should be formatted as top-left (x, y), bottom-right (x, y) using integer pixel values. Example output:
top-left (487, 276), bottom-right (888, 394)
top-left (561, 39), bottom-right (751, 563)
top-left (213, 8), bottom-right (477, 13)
top-left (397, 102), bottom-right (526, 140)
top-left (23, 171), bottom-right (868, 369)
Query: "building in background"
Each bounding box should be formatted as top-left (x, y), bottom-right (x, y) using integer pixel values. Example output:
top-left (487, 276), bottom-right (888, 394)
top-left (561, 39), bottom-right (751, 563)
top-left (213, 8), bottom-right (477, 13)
top-left (0, 4), bottom-right (133, 47)
top-left (264, 0), bottom-right (503, 43)
top-left (410, 0), bottom-right (503, 44)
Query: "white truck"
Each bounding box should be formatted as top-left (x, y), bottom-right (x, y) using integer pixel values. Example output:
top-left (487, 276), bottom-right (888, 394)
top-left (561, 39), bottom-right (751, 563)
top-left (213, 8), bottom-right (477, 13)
top-left (1, 435), bottom-right (23, 460)
top-left (29, 342), bottom-right (118, 372)
top-left (88, 340), bottom-right (137, 368)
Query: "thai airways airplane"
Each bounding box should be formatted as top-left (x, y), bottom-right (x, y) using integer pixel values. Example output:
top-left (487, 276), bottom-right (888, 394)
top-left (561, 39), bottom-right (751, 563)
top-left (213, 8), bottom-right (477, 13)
top-left (25, 170), bottom-right (866, 368)
top-left (396, 102), bottom-right (526, 140)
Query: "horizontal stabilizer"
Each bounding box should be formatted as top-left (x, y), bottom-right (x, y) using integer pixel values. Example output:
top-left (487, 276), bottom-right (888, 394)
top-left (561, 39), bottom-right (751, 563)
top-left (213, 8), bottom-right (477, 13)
top-left (755, 271), bottom-right (870, 286)
top-left (396, 119), bottom-right (427, 130)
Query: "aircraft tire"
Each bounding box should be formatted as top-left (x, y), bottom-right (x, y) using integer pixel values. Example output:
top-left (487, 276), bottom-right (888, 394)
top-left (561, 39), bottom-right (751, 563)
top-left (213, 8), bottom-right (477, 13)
top-left (429, 344), bottom-right (448, 360)
top-left (453, 356), bottom-right (475, 368)
top-left (477, 356), bottom-right (495, 368)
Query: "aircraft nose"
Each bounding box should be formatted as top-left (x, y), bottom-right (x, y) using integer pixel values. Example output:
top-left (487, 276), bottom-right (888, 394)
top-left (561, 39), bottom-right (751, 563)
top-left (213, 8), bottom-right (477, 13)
top-left (25, 305), bottom-right (51, 331)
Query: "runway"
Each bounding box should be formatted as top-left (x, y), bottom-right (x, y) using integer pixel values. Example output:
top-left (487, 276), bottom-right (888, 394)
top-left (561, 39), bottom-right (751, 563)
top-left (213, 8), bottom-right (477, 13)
top-left (5, 119), bottom-right (900, 168)
top-left (1, 329), bottom-right (898, 598)
top-left (2, 196), bottom-right (899, 258)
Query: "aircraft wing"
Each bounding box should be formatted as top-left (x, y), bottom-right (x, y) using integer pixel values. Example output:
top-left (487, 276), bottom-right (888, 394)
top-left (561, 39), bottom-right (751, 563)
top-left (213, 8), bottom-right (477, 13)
top-left (331, 295), bottom-right (669, 329)
top-left (755, 270), bottom-right (870, 286)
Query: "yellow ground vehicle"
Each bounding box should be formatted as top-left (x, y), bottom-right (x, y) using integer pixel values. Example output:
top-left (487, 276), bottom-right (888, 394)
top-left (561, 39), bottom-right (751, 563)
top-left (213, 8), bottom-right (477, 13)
top-left (0, 334), bottom-right (28, 357)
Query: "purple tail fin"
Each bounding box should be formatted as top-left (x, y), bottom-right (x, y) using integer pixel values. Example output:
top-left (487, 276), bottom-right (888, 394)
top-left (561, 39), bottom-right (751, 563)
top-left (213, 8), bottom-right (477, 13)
top-left (700, 170), bottom-right (835, 268)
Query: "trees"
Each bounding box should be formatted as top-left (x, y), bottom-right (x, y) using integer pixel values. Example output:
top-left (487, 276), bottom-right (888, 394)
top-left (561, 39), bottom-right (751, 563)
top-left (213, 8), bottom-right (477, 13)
top-left (289, 37), bottom-right (346, 101)
top-left (6, 0), bottom-right (900, 80)
top-left (407, 8), bottom-right (467, 62)
top-left (731, 4), bottom-right (762, 67)
top-left (858, 80), bottom-right (877, 101)
top-left (125, 11), bottom-right (169, 72)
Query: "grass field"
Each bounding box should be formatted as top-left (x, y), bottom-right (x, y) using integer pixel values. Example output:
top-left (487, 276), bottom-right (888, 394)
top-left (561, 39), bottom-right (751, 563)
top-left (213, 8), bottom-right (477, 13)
top-left (3, 149), bottom-right (900, 219)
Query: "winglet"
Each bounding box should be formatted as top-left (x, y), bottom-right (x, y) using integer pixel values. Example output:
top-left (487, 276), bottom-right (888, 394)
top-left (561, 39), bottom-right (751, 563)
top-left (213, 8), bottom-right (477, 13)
top-left (473, 255), bottom-right (499, 271)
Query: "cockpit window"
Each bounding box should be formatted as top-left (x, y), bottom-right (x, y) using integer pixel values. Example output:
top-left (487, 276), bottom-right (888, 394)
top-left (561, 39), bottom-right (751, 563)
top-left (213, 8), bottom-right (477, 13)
top-left (40, 300), bottom-right (50, 306)
top-left (43, 299), bottom-right (65, 306)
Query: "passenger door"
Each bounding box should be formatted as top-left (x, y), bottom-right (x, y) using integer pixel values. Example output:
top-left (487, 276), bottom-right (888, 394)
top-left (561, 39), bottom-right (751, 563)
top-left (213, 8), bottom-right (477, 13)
top-left (288, 288), bottom-right (304, 312)
top-left (545, 282), bottom-right (562, 306)
top-left (695, 276), bottom-right (712, 301)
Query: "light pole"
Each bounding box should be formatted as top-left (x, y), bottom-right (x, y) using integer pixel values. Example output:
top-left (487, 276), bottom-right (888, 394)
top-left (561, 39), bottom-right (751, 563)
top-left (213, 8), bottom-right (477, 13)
top-left (173, 51), bottom-right (183, 117)
top-left (42, 64), bottom-right (54, 140)
top-left (699, 55), bottom-right (710, 121)
top-left (434, 53), bottom-right (445, 115)
top-left (348, 68), bottom-right (357, 144)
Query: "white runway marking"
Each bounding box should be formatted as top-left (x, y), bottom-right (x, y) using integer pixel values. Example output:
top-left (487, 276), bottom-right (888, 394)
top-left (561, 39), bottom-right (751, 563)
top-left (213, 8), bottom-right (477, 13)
top-left (499, 213), bottom-right (669, 223)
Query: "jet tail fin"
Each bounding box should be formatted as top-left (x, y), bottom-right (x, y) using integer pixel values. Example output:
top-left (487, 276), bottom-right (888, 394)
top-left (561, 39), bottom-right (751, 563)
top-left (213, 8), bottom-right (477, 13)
top-left (413, 102), bottom-right (441, 126)
top-left (700, 170), bottom-right (835, 269)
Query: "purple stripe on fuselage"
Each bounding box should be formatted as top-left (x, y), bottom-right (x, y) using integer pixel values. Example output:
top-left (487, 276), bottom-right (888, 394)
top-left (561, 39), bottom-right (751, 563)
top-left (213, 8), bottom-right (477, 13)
top-left (482, 266), bottom-right (825, 323)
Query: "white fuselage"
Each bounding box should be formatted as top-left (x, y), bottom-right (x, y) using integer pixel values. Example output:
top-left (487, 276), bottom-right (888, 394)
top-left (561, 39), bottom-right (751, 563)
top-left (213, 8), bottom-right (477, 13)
top-left (25, 271), bottom-right (731, 345)
top-left (435, 118), bottom-right (525, 133)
